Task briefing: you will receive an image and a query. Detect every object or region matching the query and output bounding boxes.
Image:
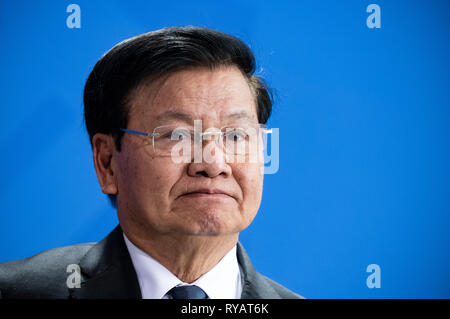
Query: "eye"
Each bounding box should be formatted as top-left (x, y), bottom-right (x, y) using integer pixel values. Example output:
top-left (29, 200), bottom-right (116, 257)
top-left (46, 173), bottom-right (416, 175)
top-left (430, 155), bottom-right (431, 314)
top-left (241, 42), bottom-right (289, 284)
top-left (170, 128), bottom-right (191, 140)
top-left (225, 129), bottom-right (247, 142)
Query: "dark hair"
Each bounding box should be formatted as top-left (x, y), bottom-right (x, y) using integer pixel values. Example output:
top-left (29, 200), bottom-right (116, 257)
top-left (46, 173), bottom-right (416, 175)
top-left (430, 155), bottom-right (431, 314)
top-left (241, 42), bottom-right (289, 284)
top-left (83, 26), bottom-right (273, 207)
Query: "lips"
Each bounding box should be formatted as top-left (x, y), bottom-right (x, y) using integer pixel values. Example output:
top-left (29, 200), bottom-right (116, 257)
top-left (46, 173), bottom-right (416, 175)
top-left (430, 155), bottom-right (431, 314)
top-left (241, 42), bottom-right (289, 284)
top-left (179, 188), bottom-right (234, 199)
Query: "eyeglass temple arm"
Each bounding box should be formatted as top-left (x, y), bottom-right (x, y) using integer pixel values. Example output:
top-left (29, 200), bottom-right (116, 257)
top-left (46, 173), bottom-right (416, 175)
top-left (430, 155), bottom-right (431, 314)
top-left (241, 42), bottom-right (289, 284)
top-left (120, 128), bottom-right (159, 137)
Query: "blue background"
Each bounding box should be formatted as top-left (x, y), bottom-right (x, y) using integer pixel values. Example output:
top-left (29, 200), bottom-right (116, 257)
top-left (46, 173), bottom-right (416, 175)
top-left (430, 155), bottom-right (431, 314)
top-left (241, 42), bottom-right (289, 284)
top-left (1, 0), bottom-right (449, 298)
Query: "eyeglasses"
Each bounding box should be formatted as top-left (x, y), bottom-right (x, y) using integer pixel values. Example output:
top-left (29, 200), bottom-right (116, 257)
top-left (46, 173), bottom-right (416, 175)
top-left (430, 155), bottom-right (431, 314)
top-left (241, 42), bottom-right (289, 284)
top-left (120, 123), bottom-right (272, 156)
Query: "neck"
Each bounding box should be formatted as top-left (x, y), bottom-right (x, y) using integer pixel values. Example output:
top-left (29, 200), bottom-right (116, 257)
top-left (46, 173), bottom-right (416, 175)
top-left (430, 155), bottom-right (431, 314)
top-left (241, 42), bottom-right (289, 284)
top-left (122, 224), bottom-right (239, 283)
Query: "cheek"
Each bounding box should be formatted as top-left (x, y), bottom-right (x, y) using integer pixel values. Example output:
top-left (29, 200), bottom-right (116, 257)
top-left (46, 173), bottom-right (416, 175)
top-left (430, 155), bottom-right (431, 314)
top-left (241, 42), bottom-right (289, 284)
top-left (235, 163), bottom-right (264, 208)
top-left (116, 152), bottom-right (184, 206)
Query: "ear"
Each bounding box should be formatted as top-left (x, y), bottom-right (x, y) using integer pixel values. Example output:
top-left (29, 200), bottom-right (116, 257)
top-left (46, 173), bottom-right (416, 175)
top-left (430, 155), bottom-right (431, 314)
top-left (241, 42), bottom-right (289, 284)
top-left (92, 133), bottom-right (118, 195)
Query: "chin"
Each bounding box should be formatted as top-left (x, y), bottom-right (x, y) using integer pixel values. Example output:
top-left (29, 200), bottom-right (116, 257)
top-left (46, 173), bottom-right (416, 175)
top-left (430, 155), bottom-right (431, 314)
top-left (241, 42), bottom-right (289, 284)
top-left (183, 208), bottom-right (242, 236)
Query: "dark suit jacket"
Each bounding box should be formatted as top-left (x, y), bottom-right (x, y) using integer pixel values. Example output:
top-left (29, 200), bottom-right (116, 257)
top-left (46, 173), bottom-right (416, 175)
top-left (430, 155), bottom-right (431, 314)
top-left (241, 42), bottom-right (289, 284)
top-left (0, 225), bottom-right (302, 299)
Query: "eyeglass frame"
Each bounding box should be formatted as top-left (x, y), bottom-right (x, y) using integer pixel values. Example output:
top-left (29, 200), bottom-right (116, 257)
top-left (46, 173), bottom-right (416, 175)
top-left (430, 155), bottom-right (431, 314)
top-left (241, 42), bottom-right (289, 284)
top-left (119, 123), bottom-right (272, 156)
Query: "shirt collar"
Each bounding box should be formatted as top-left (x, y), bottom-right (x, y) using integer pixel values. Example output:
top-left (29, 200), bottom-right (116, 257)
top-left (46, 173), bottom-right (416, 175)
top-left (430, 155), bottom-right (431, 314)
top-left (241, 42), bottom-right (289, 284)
top-left (123, 232), bottom-right (241, 299)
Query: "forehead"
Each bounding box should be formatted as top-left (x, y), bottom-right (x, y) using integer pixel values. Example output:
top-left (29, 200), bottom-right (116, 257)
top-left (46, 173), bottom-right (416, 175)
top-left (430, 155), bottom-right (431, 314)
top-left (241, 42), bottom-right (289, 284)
top-left (128, 66), bottom-right (258, 126)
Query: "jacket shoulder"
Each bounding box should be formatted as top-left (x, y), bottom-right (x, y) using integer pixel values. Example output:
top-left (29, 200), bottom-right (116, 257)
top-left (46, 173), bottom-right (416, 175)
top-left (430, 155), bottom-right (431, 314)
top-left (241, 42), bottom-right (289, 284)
top-left (259, 274), bottom-right (305, 299)
top-left (236, 242), bottom-right (304, 299)
top-left (0, 243), bottom-right (95, 299)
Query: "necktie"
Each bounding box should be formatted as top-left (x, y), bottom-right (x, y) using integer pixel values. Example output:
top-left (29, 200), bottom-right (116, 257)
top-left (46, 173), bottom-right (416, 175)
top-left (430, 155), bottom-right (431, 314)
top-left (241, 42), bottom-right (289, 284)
top-left (167, 285), bottom-right (208, 299)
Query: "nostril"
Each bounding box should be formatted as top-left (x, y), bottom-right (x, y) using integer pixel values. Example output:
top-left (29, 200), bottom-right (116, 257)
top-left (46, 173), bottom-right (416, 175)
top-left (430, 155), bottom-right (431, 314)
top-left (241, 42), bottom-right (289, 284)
top-left (196, 171), bottom-right (209, 177)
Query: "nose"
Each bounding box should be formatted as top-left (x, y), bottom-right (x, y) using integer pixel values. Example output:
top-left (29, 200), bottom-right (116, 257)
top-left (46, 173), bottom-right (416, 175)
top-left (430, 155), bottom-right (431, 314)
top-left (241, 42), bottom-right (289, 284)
top-left (187, 137), bottom-right (232, 178)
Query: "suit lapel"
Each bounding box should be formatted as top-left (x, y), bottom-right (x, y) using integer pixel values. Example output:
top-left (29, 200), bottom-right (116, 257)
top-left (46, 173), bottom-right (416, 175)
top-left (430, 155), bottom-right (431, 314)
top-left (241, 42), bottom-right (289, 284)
top-left (70, 225), bottom-right (141, 299)
top-left (237, 242), bottom-right (281, 299)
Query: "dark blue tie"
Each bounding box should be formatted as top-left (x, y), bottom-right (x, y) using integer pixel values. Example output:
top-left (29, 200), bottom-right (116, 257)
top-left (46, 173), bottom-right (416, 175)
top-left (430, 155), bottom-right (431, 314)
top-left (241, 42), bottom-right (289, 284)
top-left (167, 285), bottom-right (208, 299)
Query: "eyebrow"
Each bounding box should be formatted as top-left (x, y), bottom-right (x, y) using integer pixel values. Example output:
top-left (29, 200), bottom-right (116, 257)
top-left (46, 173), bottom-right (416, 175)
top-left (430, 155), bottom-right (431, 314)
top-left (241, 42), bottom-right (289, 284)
top-left (226, 111), bottom-right (255, 122)
top-left (155, 110), bottom-right (256, 124)
top-left (156, 111), bottom-right (193, 124)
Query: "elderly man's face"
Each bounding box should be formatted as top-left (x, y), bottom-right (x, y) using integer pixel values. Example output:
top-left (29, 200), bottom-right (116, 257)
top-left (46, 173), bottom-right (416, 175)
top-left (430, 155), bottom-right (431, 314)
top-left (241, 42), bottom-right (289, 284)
top-left (114, 66), bottom-right (264, 237)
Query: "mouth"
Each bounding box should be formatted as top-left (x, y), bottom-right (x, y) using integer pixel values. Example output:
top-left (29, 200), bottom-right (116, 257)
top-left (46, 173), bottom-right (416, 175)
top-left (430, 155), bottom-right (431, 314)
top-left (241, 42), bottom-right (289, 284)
top-left (179, 189), bottom-right (234, 200)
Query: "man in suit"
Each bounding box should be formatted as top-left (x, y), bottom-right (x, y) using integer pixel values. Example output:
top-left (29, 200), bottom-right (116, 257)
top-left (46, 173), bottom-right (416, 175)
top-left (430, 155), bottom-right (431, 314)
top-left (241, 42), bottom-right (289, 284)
top-left (0, 26), bottom-right (302, 299)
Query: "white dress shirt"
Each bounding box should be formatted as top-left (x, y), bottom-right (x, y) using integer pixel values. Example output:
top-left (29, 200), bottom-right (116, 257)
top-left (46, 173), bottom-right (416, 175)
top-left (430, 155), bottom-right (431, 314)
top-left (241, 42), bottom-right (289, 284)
top-left (123, 233), bottom-right (243, 299)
